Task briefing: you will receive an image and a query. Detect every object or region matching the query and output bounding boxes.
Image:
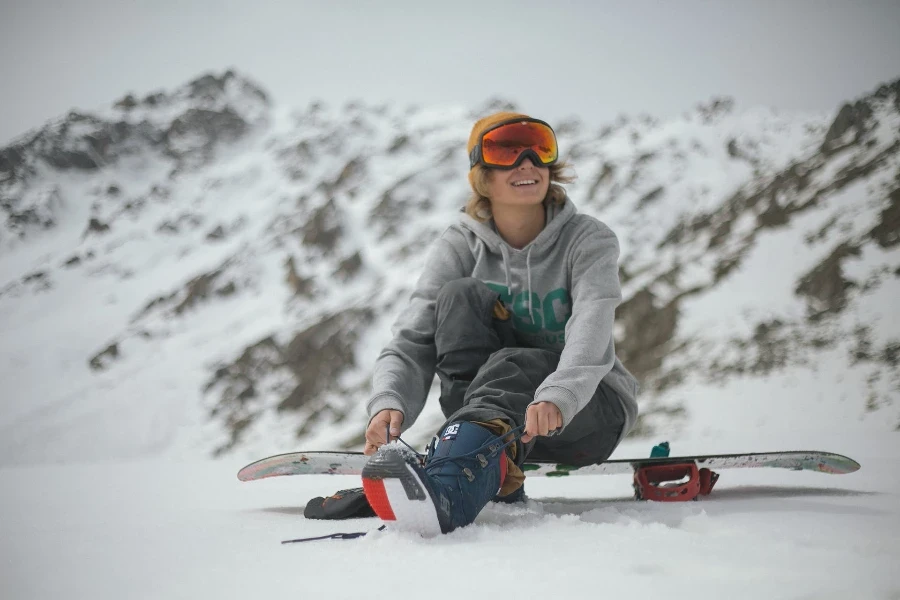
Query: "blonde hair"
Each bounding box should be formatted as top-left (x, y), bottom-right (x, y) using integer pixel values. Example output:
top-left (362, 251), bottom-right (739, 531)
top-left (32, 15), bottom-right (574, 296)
top-left (464, 161), bottom-right (577, 222)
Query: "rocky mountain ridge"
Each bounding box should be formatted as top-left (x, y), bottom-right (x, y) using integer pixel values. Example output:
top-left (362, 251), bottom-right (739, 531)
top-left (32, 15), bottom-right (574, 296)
top-left (0, 71), bottom-right (897, 464)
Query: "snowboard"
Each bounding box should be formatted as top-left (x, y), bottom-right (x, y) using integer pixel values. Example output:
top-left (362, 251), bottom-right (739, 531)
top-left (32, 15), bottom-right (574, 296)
top-left (238, 449), bottom-right (860, 482)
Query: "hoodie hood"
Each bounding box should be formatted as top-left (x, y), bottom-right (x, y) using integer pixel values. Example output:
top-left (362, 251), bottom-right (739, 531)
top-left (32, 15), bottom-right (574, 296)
top-left (457, 197), bottom-right (577, 322)
top-left (457, 196), bottom-right (576, 256)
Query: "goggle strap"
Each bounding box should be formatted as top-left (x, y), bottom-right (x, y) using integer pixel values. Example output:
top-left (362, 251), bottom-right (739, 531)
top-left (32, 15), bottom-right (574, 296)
top-left (469, 145), bottom-right (481, 169)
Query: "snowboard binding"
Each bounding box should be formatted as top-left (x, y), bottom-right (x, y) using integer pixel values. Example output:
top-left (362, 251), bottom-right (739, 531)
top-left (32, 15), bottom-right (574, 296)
top-left (633, 442), bottom-right (719, 502)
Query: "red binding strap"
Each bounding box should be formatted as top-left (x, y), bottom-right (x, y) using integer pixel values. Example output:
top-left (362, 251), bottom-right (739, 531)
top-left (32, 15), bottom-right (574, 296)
top-left (633, 463), bottom-right (719, 502)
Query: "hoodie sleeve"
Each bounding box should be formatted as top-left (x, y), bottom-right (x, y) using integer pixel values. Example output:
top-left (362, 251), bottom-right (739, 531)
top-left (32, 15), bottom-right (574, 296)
top-left (366, 235), bottom-right (468, 430)
top-left (533, 222), bottom-right (622, 429)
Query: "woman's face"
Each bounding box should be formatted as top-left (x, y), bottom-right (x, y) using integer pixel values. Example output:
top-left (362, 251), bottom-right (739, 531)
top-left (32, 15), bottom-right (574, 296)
top-left (484, 157), bottom-right (551, 211)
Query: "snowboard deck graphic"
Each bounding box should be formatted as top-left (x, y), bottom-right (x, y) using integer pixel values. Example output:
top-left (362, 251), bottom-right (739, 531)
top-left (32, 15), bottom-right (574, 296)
top-left (237, 449), bottom-right (860, 482)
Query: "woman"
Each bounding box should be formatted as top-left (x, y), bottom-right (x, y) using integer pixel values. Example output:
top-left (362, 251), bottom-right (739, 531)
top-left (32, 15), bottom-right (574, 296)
top-left (359, 112), bottom-right (639, 535)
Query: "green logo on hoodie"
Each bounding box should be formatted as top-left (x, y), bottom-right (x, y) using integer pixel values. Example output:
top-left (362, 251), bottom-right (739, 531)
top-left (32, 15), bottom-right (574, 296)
top-left (486, 283), bottom-right (571, 341)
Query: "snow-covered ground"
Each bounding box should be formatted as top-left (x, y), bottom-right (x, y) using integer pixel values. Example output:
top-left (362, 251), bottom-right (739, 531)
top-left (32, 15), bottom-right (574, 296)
top-left (2, 430), bottom-right (898, 600)
top-left (2, 73), bottom-right (899, 599)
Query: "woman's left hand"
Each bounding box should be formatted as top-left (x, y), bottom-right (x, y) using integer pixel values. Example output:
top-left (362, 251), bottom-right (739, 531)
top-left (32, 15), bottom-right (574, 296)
top-left (521, 402), bottom-right (562, 443)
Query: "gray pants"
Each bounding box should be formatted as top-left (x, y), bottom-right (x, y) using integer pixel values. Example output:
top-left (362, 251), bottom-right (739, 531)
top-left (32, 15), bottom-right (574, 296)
top-left (434, 278), bottom-right (626, 467)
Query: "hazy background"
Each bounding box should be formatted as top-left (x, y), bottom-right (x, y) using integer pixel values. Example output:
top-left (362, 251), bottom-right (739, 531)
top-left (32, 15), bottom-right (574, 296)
top-left (2, 0), bottom-right (899, 144)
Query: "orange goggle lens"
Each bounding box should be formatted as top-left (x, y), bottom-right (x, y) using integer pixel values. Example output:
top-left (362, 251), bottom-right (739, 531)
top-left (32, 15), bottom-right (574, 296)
top-left (472, 119), bottom-right (559, 169)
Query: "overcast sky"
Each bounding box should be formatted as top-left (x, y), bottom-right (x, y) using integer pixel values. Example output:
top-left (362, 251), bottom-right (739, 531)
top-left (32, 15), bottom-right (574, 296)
top-left (2, 0), bottom-right (899, 145)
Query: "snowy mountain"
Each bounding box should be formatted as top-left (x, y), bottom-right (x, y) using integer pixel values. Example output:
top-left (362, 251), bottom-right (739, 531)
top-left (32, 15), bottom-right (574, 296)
top-left (1, 71), bottom-right (898, 466)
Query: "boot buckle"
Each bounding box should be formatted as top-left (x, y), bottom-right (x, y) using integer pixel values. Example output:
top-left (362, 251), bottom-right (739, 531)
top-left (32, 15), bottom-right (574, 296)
top-left (463, 467), bottom-right (475, 482)
top-left (477, 454), bottom-right (488, 468)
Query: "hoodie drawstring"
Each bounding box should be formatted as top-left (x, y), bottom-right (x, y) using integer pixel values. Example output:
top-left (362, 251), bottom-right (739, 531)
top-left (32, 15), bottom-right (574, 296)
top-left (525, 246), bottom-right (535, 324)
top-left (499, 245), bottom-right (513, 303)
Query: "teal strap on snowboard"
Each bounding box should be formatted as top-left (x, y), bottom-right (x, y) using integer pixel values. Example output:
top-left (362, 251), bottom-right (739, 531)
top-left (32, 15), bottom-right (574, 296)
top-left (650, 441), bottom-right (670, 458)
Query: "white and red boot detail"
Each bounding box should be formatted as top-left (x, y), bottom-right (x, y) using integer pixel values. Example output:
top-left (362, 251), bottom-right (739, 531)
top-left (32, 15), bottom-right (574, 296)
top-left (361, 422), bottom-right (508, 535)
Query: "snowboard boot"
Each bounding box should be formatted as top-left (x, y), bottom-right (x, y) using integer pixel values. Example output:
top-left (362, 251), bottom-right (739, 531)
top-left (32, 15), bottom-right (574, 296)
top-left (361, 421), bottom-right (508, 535)
top-left (492, 484), bottom-right (526, 504)
top-left (303, 487), bottom-right (375, 520)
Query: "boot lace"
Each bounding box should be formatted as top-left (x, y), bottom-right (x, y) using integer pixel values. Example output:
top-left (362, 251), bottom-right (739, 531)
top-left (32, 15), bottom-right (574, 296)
top-left (389, 423), bottom-right (525, 481)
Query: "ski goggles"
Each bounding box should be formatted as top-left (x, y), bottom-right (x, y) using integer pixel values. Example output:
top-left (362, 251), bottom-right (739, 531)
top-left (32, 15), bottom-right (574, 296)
top-left (468, 118), bottom-right (559, 169)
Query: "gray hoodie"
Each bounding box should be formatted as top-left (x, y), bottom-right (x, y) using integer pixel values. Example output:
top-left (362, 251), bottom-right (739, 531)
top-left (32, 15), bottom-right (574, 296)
top-left (367, 195), bottom-right (639, 438)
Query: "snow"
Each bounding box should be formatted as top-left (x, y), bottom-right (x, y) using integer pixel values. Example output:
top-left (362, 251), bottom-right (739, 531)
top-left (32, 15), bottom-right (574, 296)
top-left (7, 89), bottom-right (888, 463)
top-left (2, 75), bottom-right (899, 599)
top-left (2, 432), bottom-right (898, 600)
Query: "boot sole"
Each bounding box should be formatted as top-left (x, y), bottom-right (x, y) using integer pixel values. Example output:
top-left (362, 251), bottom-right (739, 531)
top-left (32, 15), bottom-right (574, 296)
top-left (361, 448), bottom-right (443, 536)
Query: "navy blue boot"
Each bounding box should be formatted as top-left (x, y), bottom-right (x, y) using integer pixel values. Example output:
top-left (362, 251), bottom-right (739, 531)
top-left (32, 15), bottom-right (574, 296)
top-left (492, 484), bottom-right (526, 504)
top-left (361, 422), bottom-right (508, 535)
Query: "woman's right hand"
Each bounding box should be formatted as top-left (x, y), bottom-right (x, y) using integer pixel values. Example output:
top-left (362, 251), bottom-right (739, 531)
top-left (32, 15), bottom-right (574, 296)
top-left (364, 410), bottom-right (405, 455)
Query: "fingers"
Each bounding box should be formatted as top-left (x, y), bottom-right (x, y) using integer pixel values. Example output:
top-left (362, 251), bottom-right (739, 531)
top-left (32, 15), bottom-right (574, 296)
top-left (521, 402), bottom-right (562, 443)
top-left (364, 410), bottom-right (404, 455)
top-left (364, 413), bottom-right (389, 450)
top-left (389, 411), bottom-right (403, 438)
top-left (538, 407), bottom-right (550, 437)
top-left (521, 405), bottom-right (538, 443)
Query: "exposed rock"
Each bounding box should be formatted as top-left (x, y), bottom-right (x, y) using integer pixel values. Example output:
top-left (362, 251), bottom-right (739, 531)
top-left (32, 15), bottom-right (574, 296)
top-left (157, 221), bottom-right (179, 235)
top-left (22, 270), bottom-right (48, 285)
top-left (727, 138), bottom-right (740, 158)
top-left (706, 212), bottom-right (734, 250)
top-left (174, 271), bottom-right (227, 315)
top-left (805, 216), bottom-right (839, 245)
top-left (205, 308), bottom-right (374, 454)
top-left (85, 217), bottom-right (110, 236)
top-left (89, 342), bottom-right (120, 371)
top-left (216, 281), bottom-right (237, 297)
top-left (277, 140), bottom-right (313, 180)
top-left (756, 197), bottom-right (790, 228)
top-left (712, 255), bottom-right (742, 282)
top-left (615, 289), bottom-right (680, 383)
top-left (132, 261), bottom-right (238, 321)
top-left (554, 118), bottom-right (582, 137)
top-left (335, 252), bottom-right (363, 280)
top-left (883, 342), bottom-right (900, 368)
top-left (4, 186), bottom-right (63, 234)
top-left (114, 94), bottom-right (138, 110)
top-left (586, 162), bottom-right (615, 204)
top-left (156, 213), bottom-right (203, 235)
top-left (300, 199), bottom-right (343, 250)
top-left (371, 191), bottom-right (408, 239)
top-left (696, 97), bottom-right (735, 123)
top-left (637, 186), bottom-right (665, 208)
top-left (143, 92), bottom-right (165, 107)
top-left (164, 107), bottom-right (248, 165)
top-left (821, 100), bottom-right (874, 154)
top-left (135, 291), bottom-right (178, 320)
top-left (388, 135), bottom-right (410, 153)
top-left (322, 157), bottom-right (365, 196)
top-left (285, 256), bottom-right (313, 297)
top-left (278, 308), bottom-right (375, 410)
top-left (0, 146), bottom-right (28, 183)
top-left (206, 225), bottom-right (226, 241)
top-left (795, 243), bottom-right (861, 318)
top-left (746, 320), bottom-right (792, 374)
top-left (869, 188), bottom-right (900, 248)
top-left (851, 325), bottom-right (875, 364)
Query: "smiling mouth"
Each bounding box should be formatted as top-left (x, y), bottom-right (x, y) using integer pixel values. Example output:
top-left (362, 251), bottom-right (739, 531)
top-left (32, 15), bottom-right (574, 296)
top-left (511, 179), bottom-right (537, 187)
